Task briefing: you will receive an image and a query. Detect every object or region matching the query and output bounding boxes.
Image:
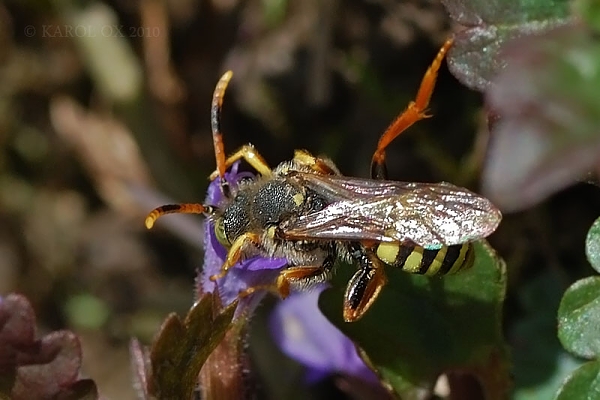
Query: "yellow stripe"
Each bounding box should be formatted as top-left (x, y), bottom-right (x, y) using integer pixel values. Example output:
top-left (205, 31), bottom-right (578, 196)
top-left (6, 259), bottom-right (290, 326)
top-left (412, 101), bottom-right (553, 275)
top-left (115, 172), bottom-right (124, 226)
top-left (376, 242), bottom-right (400, 265)
top-left (424, 246), bottom-right (449, 276)
top-left (403, 247), bottom-right (424, 273)
top-left (447, 244), bottom-right (470, 274)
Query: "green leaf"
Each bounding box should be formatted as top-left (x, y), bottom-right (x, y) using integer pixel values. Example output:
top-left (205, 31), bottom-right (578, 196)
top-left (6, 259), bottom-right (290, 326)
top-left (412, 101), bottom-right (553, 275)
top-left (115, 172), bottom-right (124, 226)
top-left (554, 360), bottom-right (600, 399)
top-left (574, 0), bottom-right (600, 32)
top-left (148, 293), bottom-right (237, 399)
top-left (558, 276), bottom-right (600, 359)
top-left (516, 354), bottom-right (583, 400)
top-left (512, 271), bottom-right (584, 400)
top-left (320, 241), bottom-right (509, 399)
top-left (482, 26), bottom-right (600, 212)
top-left (441, 0), bottom-right (572, 91)
top-left (586, 217), bottom-right (600, 274)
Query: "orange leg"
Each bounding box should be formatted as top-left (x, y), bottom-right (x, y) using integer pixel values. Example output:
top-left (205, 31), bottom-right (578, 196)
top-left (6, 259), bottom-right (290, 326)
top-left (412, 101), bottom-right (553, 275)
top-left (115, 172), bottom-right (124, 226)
top-left (145, 203), bottom-right (214, 229)
top-left (238, 266), bottom-right (323, 299)
top-left (371, 38), bottom-right (453, 179)
top-left (208, 144), bottom-right (272, 181)
top-left (239, 256), bottom-right (335, 299)
top-left (292, 149), bottom-right (339, 175)
top-left (209, 232), bottom-right (261, 281)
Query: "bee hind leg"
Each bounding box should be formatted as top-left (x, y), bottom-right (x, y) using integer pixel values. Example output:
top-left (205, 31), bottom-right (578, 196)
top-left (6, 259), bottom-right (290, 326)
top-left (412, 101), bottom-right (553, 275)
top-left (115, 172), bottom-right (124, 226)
top-left (370, 38), bottom-right (453, 180)
top-left (343, 251), bottom-right (387, 322)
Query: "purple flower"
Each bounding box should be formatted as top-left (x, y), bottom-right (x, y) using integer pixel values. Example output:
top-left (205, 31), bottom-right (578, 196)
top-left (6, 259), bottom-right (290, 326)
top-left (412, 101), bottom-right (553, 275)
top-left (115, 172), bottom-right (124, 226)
top-left (196, 163), bottom-right (377, 385)
top-left (270, 285), bottom-right (378, 383)
top-left (198, 162), bottom-right (287, 315)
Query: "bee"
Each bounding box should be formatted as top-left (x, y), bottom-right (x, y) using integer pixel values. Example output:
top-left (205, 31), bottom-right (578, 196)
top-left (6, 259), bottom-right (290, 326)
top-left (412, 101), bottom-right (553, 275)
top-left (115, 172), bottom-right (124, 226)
top-left (145, 38), bottom-right (502, 322)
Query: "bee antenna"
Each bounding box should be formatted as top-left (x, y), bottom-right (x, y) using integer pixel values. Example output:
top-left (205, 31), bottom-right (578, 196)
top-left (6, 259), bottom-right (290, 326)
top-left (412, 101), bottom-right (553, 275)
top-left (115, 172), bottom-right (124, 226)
top-left (220, 180), bottom-right (231, 198)
top-left (145, 203), bottom-right (215, 229)
top-left (211, 71), bottom-right (233, 190)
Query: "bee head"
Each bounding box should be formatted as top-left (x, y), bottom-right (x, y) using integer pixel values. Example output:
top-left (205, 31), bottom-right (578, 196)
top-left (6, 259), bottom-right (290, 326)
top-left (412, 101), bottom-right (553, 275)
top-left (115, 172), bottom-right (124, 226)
top-left (215, 191), bottom-right (252, 248)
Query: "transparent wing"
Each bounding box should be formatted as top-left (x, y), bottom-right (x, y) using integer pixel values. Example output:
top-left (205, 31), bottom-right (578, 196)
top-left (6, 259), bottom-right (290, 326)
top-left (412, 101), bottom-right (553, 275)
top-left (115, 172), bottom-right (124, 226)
top-left (281, 172), bottom-right (502, 247)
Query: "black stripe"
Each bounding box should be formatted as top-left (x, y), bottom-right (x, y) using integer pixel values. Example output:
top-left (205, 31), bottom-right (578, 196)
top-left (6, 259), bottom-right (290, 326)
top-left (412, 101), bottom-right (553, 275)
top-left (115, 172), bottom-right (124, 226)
top-left (160, 204), bottom-right (184, 212)
top-left (462, 244), bottom-right (475, 271)
top-left (418, 248), bottom-right (440, 274)
top-left (395, 245), bottom-right (415, 268)
top-left (439, 245), bottom-right (462, 274)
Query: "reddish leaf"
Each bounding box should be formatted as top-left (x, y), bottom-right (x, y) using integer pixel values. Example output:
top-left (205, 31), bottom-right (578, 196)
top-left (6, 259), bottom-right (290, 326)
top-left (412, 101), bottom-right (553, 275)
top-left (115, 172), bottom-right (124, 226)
top-left (129, 338), bottom-right (150, 400)
top-left (482, 26), bottom-right (600, 211)
top-left (441, 0), bottom-right (572, 91)
top-left (0, 294), bottom-right (98, 400)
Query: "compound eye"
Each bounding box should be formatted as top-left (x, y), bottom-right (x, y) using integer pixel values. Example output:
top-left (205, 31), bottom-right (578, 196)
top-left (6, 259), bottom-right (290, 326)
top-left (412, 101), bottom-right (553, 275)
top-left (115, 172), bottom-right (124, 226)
top-left (214, 218), bottom-right (231, 248)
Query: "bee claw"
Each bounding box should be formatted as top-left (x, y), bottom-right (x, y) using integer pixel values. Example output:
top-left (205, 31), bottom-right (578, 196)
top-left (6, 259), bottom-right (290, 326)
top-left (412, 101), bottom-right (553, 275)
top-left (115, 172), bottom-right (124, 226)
top-left (209, 272), bottom-right (227, 281)
top-left (237, 288), bottom-right (255, 298)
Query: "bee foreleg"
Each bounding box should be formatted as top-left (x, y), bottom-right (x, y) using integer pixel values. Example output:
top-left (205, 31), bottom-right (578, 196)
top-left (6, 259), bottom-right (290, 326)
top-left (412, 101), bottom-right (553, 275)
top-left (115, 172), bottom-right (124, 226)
top-left (209, 144), bottom-right (272, 180)
top-left (343, 252), bottom-right (387, 322)
top-left (209, 232), bottom-right (261, 281)
top-left (370, 38), bottom-right (453, 180)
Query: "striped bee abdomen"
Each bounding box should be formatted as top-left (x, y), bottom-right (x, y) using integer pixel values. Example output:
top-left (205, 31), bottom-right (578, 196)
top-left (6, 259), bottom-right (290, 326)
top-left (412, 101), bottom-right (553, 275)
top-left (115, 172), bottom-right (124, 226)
top-left (376, 242), bottom-right (474, 276)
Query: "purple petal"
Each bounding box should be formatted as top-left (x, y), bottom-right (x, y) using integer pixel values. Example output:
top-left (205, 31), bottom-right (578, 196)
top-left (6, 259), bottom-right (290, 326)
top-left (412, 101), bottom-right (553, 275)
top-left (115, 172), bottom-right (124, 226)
top-left (270, 286), bottom-right (377, 383)
top-left (205, 162), bottom-right (254, 206)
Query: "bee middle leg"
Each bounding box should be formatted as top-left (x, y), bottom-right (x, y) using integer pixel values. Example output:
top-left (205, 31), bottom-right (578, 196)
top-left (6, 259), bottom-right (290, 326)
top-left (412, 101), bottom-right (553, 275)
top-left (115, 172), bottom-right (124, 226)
top-left (370, 38), bottom-right (453, 180)
top-left (239, 255), bottom-right (335, 299)
top-left (292, 149), bottom-right (340, 175)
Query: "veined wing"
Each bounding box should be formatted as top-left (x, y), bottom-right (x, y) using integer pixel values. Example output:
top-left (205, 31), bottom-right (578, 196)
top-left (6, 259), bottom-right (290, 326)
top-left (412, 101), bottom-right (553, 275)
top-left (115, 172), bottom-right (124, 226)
top-left (281, 172), bottom-right (502, 248)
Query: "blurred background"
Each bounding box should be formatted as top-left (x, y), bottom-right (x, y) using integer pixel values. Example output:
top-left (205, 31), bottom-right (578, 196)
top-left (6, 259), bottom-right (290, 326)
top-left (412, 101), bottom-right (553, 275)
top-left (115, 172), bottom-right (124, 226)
top-left (1, 0), bottom-right (597, 398)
